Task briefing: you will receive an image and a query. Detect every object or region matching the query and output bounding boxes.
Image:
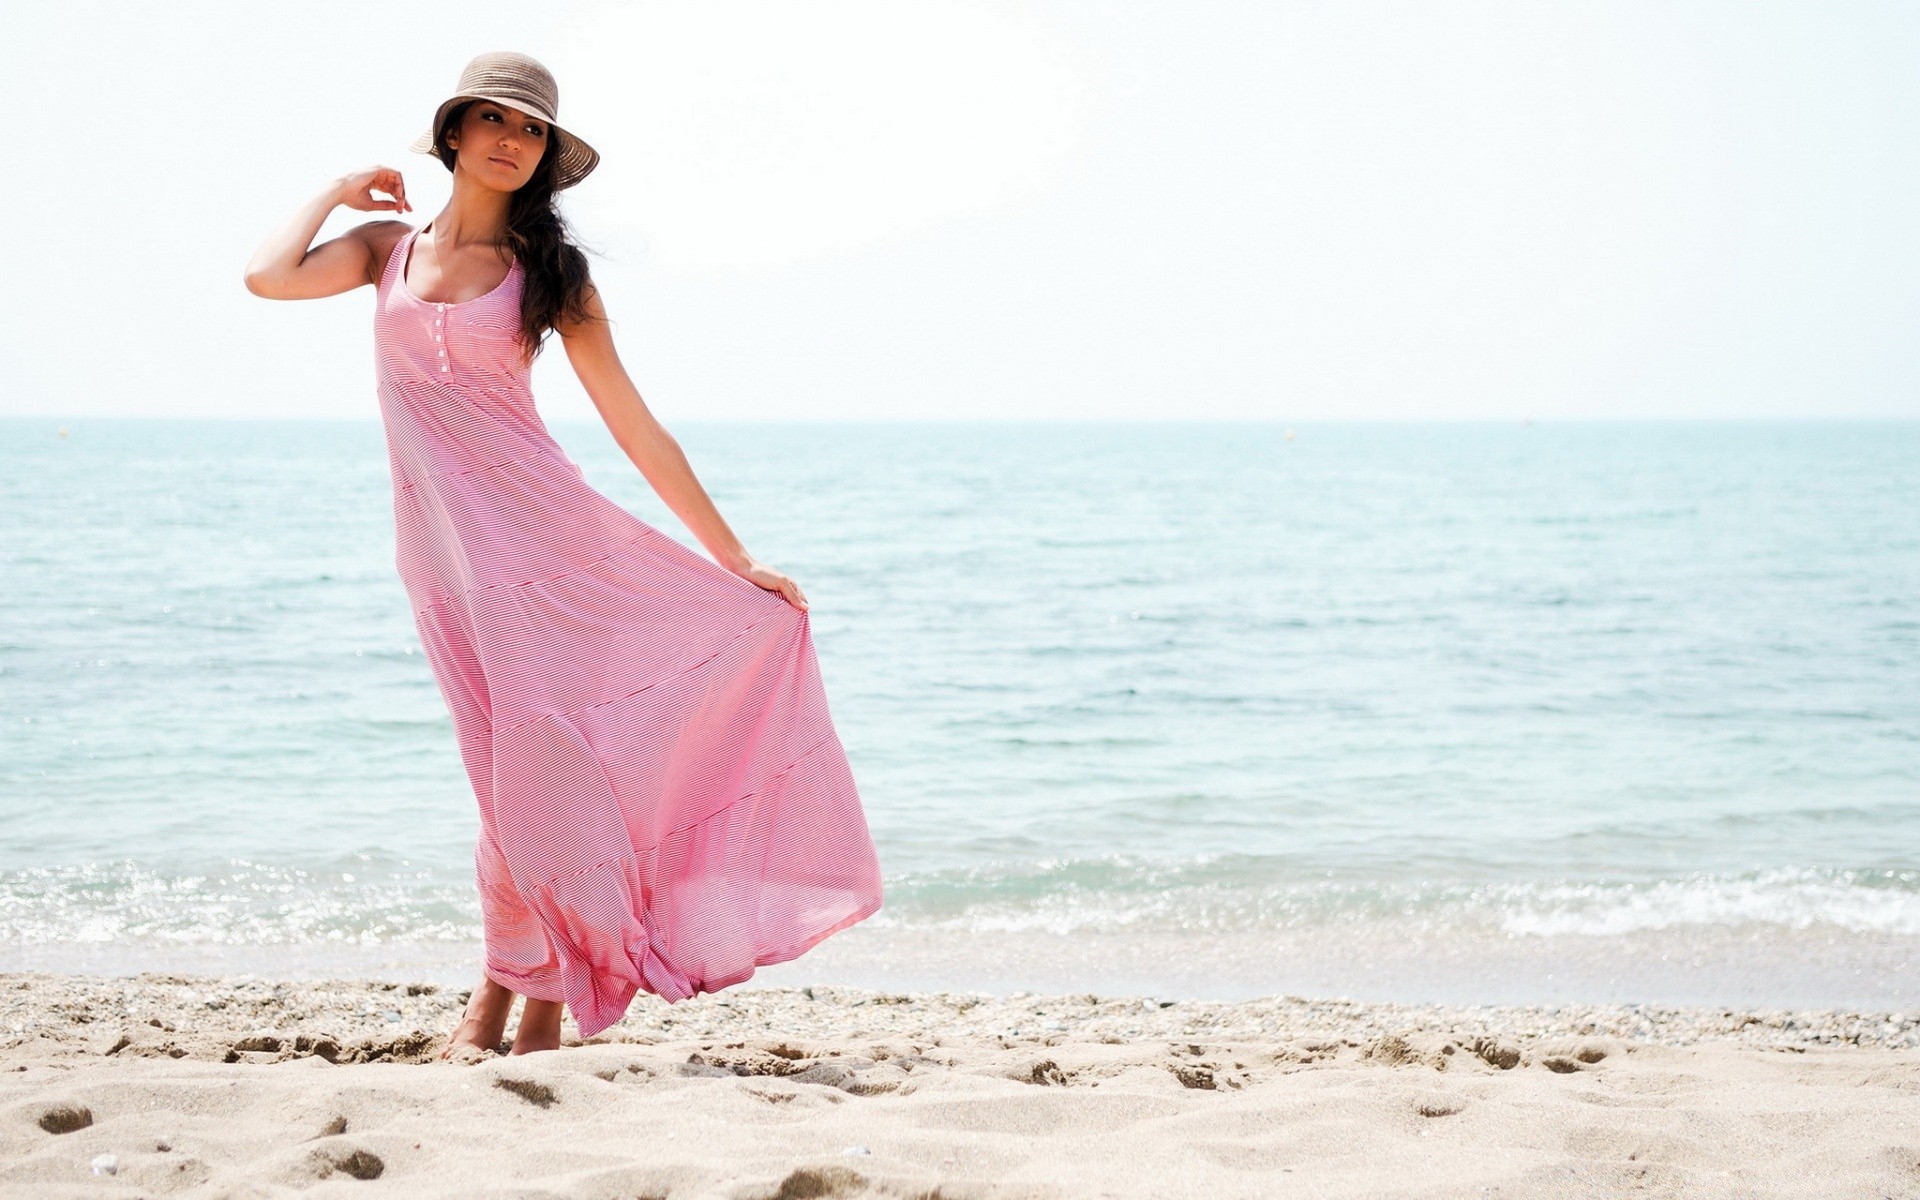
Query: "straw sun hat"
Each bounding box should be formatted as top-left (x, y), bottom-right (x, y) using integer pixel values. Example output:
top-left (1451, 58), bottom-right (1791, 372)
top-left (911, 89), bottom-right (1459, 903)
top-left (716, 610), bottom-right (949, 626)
top-left (410, 51), bottom-right (600, 191)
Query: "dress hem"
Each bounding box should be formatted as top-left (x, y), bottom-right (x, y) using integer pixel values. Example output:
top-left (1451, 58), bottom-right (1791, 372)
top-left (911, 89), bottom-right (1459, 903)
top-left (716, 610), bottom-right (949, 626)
top-left (568, 889), bottom-right (886, 1038)
top-left (478, 731), bottom-right (881, 1032)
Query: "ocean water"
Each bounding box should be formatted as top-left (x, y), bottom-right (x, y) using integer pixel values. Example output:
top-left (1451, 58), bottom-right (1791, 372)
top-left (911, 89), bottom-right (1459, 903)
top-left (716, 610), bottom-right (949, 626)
top-left (2, 417), bottom-right (1915, 1010)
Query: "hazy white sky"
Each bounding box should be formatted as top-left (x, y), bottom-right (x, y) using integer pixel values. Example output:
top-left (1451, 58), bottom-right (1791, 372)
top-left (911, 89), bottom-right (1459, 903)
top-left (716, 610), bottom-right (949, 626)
top-left (6, 0), bottom-right (1918, 422)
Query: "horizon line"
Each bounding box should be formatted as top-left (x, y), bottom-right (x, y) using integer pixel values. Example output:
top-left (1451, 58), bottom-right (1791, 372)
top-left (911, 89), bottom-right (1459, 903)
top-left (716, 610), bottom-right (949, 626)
top-left (4, 414), bottom-right (1917, 426)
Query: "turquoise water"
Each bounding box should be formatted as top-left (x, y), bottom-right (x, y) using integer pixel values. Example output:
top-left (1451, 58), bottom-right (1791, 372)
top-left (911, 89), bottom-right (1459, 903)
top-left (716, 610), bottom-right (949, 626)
top-left (2, 417), bottom-right (1915, 1008)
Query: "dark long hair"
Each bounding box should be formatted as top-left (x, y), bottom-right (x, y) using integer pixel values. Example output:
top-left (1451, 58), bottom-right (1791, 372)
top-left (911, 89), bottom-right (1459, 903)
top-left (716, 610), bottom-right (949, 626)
top-left (426, 100), bottom-right (601, 364)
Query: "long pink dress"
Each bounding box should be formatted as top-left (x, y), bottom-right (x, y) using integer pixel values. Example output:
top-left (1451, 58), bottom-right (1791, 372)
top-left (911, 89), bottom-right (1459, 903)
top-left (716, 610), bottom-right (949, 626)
top-left (372, 224), bottom-right (883, 1038)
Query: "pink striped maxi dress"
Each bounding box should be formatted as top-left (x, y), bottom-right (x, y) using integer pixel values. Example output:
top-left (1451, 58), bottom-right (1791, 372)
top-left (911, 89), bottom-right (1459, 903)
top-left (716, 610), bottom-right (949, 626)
top-left (372, 223), bottom-right (883, 1038)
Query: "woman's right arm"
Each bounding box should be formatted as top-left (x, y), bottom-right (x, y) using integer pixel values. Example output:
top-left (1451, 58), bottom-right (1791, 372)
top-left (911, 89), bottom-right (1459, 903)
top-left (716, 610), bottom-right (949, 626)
top-left (243, 168), bottom-right (413, 300)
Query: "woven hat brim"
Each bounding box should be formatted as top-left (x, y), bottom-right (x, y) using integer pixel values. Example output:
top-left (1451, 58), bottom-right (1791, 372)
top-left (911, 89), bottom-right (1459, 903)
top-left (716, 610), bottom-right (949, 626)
top-left (410, 93), bottom-right (600, 191)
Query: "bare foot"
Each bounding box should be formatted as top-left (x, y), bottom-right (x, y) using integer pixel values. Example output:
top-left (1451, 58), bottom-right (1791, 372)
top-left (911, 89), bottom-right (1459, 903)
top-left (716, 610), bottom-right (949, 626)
top-left (438, 976), bottom-right (516, 1062)
top-left (509, 997), bottom-right (564, 1055)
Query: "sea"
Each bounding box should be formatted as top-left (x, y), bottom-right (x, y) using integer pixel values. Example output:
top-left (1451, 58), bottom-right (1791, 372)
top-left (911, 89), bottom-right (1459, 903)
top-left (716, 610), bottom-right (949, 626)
top-left (2, 417), bottom-right (1915, 1011)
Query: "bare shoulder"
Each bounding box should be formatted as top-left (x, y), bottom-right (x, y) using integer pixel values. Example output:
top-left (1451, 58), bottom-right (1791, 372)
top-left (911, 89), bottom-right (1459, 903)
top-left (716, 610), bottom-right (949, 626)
top-left (556, 276), bottom-right (613, 342)
top-left (352, 220), bottom-right (414, 284)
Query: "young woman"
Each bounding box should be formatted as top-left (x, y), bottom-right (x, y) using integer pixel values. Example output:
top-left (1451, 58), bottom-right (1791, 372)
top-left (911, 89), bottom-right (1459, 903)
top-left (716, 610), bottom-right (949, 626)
top-left (244, 52), bottom-right (883, 1060)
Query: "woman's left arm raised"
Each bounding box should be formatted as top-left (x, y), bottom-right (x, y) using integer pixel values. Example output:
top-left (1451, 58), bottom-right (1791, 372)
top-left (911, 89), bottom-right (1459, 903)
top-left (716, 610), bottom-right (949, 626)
top-left (558, 285), bottom-right (809, 612)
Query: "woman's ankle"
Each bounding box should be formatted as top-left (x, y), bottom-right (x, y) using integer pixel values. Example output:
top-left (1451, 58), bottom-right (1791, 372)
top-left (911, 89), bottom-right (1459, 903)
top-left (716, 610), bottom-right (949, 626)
top-left (509, 997), bottom-right (565, 1053)
top-left (443, 976), bottom-right (517, 1047)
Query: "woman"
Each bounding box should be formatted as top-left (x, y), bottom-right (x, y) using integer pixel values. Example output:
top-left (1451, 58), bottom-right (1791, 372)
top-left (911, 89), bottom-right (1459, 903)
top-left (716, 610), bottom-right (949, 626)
top-left (243, 52), bottom-right (884, 1059)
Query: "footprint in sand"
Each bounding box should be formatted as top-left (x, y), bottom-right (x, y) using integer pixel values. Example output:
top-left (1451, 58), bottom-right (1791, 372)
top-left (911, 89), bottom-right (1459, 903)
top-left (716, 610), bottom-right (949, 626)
top-left (493, 1077), bottom-right (558, 1108)
top-left (304, 1142), bottom-right (384, 1181)
top-left (771, 1164), bottom-right (868, 1197)
top-left (307, 1115), bottom-right (348, 1139)
top-left (1411, 1093), bottom-right (1468, 1118)
top-left (36, 1102), bottom-right (93, 1134)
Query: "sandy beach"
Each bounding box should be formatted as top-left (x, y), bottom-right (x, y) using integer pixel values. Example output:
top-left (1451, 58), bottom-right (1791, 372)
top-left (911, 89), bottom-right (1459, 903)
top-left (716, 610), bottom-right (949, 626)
top-left (11, 0), bottom-right (1920, 1193)
top-left (0, 973), bottom-right (1914, 1198)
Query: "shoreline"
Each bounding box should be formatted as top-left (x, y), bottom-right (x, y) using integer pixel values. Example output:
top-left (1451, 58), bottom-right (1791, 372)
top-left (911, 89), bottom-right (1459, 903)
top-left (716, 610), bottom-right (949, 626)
top-left (3, 971), bottom-right (1916, 1198)
top-left (4, 970), bottom-right (1918, 1057)
top-left (7, 914), bottom-right (1917, 1014)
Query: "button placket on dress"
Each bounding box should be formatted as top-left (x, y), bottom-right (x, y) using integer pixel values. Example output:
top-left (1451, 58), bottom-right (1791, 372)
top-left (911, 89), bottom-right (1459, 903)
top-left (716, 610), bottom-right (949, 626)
top-left (435, 302), bottom-right (449, 372)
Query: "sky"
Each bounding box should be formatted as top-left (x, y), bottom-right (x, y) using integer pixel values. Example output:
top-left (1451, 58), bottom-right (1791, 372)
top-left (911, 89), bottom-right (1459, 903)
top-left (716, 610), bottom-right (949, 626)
top-left (5, 0), bottom-right (1919, 423)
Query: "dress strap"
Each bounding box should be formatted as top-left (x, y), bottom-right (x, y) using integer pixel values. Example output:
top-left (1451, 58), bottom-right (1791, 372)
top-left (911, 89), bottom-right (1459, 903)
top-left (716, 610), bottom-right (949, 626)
top-left (379, 225), bottom-right (419, 295)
